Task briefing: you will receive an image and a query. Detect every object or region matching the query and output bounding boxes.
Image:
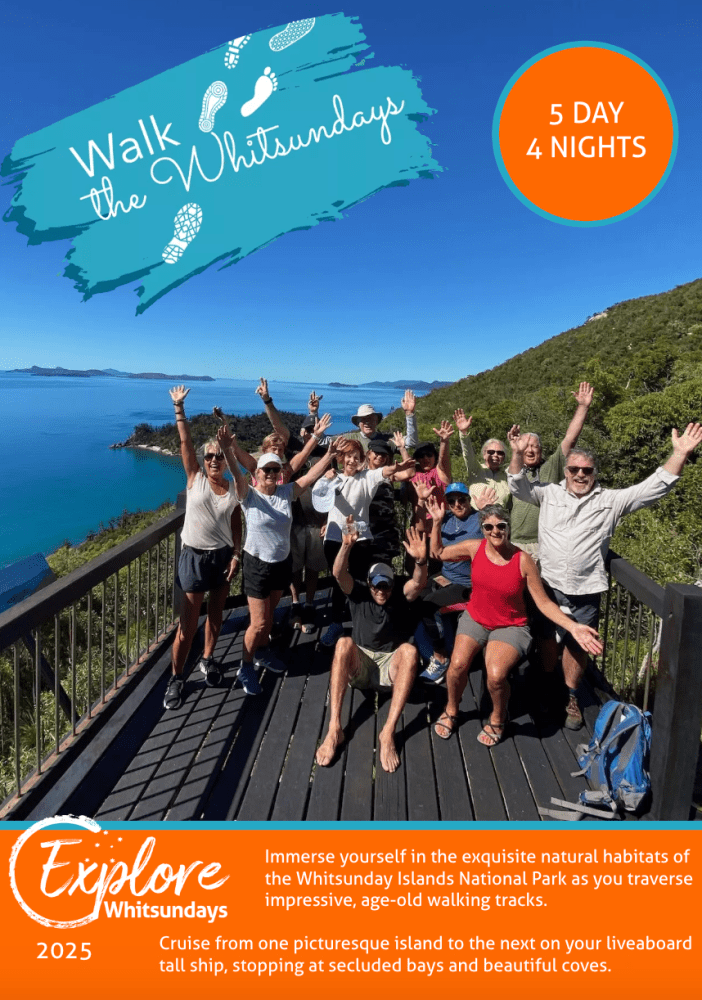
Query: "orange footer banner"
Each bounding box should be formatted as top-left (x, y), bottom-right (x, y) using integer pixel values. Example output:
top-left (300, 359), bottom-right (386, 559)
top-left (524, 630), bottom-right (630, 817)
top-left (1, 821), bottom-right (698, 998)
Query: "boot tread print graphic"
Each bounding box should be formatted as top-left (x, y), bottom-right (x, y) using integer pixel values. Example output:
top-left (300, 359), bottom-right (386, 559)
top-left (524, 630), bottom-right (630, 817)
top-left (269, 19), bottom-right (315, 51)
top-left (162, 204), bottom-right (203, 264)
top-left (225, 35), bottom-right (251, 69)
top-left (240, 68), bottom-right (278, 118)
top-left (199, 81), bottom-right (227, 132)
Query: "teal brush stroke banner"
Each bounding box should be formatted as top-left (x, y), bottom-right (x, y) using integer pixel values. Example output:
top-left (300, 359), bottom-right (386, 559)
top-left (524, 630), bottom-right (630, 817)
top-left (2, 13), bottom-right (440, 314)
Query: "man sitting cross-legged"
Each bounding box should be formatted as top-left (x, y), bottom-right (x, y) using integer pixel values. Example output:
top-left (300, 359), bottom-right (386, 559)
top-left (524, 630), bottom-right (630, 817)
top-left (315, 517), bottom-right (428, 773)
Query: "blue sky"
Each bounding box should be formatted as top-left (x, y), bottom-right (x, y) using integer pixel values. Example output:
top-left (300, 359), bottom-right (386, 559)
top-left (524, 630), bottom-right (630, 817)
top-left (1, 0), bottom-right (700, 384)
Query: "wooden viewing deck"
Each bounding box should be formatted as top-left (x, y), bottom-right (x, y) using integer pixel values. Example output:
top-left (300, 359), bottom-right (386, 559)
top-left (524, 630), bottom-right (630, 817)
top-left (5, 591), bottom-right (624, 823)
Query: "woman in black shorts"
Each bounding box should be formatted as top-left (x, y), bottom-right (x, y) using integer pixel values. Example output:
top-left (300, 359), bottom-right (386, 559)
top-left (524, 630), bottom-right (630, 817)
top-left (165, 386), bottom-right (243, 711)
top-left (217, 424), bottom-right (341, 695)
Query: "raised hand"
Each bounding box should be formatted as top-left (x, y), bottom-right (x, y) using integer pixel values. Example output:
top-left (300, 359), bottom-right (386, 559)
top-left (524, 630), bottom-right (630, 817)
top-left (433, 419), bottom-right (454, 442)
top-left (414, 480), bottom-right (436, 502)
top-left (572, 381), bottom-right (594, 407)
top-left (473, 486), bottom-right (498, 510)
top-left (308, 390), bottom-right (323, 413)
top-left (327, 435), bottom-right (347, 458)
top-left (394, 457), bottom-right (417, 474)
top-left (169, 385), bottom-right (190, 406)
top-left (401, 389), bottom-right (416, 414)
top-left (507, 424), bottom-right (523, 452)
top-left (314, 412), bottom-right (333, 437)
top-left (426, 495), bottom-right (445, 521)
top-left (217, 424), bottom-right (235, 450)
top-left (341, 513), bottom-right (359, 545)
top-left (212, 406), bottom-right (228, 425)
top-left (453, 409), bottom-right (472, 434)
top-left (402, 525), bottom-right (427, 561)
top-left (671, 422), bottom-right (702, 458)
top-left (255, 377), bottom-right (269, 400)
top-left (392, 430), bottom-right (405, 449)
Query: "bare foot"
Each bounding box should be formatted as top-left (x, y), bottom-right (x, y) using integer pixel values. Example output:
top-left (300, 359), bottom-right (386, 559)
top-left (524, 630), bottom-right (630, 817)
top-left (378, 730), bottom-right (400, 772)
top-left (315, 727), bottom-right (344, 766)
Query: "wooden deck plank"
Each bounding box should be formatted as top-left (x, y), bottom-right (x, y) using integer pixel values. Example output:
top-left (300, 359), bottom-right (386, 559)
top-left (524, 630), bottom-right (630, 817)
top-left (374, 693), bottom-right (407, 821)
top-left (402, 692), bottom-right (439, 821)
top-left (306, 682), bottom-right (351, 822)
top-left (429, 684), bottom-right (475, 821)
top-left (272, 663), bottom-right (329, 820)
top-left (340, 690), bottom-right (376, 821)
top-left (458, 673), bottom-right (506, 821)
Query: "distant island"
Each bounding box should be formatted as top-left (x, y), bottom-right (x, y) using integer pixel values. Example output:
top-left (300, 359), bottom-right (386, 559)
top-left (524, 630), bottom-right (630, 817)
top-left (9, 366), bottom-right (214, 381)
top-left (328, 379), bottom-right (451, 391)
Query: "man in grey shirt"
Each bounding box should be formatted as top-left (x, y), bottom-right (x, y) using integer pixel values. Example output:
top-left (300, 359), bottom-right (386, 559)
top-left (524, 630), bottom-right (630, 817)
top-left (507, 421), bottom-right (702, 729)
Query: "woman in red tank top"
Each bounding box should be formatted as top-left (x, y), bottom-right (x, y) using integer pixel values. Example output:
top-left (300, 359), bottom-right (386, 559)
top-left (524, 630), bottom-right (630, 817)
top-left (426, 500), bottom-right (603, 747)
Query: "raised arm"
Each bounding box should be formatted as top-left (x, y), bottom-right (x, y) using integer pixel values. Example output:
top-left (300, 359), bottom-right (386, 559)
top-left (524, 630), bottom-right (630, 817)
top-left (332, 517), bottom-right (358, 595)
top-left (213, 406), bottom-right (256, 475)
top-left (433, 420), bottom-right (454, 484)
top-left (401, 390), bottom-right (419, 448)
top-left (561, 381), bottom-right (595, 455)
top-left (523, 555), bottom-right (603, 656)
top-left (402, 526), bottom-right (429, 601)
top-left (411, 480), bottom-right (435, 532)
top-left (426, 496), bottom-right (446, 560)
top-left (169, 385), bottom-right (200, 486)
top-left (308, 390), bottom-right (323, 415)
top-left (382, 456), bottom-right (416, 480)
top-left (507, 424), bottom-right (526, 475)
top-left (453, 410), bottom-right (482, 480)
top-left (217, 425), bottom-right (249, 502)
top-left (255, 376), bottom-right (290, 445)
top-left (289, 413), bottom-right (333, 473)
top-left (663, 422), bottom-right (702, 477)
top-left (292, 436), bottom-right (342, 495)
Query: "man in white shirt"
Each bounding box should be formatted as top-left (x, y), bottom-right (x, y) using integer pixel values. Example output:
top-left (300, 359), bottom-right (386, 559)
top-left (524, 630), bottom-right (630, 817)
top-left (507, 421), bottom-right (702, 729)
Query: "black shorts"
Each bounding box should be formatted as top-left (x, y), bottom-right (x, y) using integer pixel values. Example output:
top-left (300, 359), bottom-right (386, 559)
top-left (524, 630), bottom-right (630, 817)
top-left (243, 551), bottom-right (293, 599)
top-left (177, 544), bottom-right (233, 594)
top-left (536, 583), bottom-right (601, 654)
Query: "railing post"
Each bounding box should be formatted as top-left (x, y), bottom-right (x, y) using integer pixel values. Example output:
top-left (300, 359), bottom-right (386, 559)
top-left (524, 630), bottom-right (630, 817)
top-left (173, 490), bottom-right (186, 617)
top-left (648, 583), bottom-right (702, 820)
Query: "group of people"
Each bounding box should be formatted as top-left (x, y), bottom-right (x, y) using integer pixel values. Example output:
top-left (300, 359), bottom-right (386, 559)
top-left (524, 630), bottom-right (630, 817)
top-left (165, 381), bottom-right (702, 776)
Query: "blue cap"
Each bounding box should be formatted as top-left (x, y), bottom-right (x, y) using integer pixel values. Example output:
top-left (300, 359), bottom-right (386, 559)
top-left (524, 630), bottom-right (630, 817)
top-left (444, 481), bottom-right (469, 497)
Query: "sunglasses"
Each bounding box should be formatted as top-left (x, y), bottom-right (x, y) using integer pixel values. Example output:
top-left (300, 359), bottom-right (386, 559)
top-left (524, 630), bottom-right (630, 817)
top-left (446, 495), bottom-right (468, 505)
top-left (204, 452), bottom-right (224, 462)
top-left (261, 466), bottom-right (280, 474)
top-left (566, 466), bottom-right (595, 475)
top-left (483, 522), bottom-right (508, 533)
top-left (486, 450), bottom-right (505, 457)
top-left (370, 581), bottom-right (392, 592)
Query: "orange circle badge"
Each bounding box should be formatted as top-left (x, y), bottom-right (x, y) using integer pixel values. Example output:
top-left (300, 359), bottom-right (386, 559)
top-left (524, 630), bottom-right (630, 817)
top-left (493, 42), bottom-right (677, 226)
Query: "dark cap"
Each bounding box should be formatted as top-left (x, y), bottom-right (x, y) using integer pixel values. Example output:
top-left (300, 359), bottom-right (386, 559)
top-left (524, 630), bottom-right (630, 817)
top-left (301, 415), bottom-right (316, 431)
top-left (367, 439), bottom-right (393, 457)
top-left (414, 441), bottom-right (438, 458)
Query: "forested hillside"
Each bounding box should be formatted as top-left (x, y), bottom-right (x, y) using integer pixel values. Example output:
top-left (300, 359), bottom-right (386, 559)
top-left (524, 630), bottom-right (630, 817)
top-left (383, 278), bottom-right (702, 585)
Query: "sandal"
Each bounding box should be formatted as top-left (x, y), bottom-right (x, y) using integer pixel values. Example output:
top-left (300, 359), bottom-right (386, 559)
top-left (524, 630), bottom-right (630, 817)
top-left (289, 603), bottom-right (303, 630)
top-left (435, 711), bottom-right (458, 740)
top-left (477, 720), bottom-right (506, 747)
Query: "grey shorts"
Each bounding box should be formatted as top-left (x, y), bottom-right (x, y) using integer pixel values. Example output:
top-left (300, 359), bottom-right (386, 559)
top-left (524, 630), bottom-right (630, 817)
top-left (456, 609), bottom-right (532, 658)
top-left (349, 646), bottom-right (396, 690)
top-left (290, 523), bottom-right (326, 573)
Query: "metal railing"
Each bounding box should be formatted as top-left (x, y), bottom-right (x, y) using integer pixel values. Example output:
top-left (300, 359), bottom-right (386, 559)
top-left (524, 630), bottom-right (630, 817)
top-left (0, 508), bottom-right (184, 803)
top-left (599, 553), bottom-right (665, 712)
top-left (596, 552), bottom-right (702, 820)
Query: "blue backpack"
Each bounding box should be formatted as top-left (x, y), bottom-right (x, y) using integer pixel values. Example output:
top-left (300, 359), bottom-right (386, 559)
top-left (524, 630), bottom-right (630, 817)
top-left (572, 700), bottom-right (652, 814)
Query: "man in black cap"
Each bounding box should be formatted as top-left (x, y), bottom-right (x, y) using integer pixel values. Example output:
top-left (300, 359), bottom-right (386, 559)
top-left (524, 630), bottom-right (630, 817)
top-left (315, 518), bottom-right (428, 773)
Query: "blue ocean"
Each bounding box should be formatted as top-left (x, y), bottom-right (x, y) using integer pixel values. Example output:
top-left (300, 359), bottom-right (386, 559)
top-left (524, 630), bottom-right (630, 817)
top-left (0, 374), bottom-right (418, 568)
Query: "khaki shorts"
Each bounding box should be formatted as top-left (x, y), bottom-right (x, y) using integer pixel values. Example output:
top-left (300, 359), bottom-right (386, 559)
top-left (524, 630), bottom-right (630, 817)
top-left (514, 541), bottom-right (539, 560)
top-left (457, 610), bottom-right (532, 659)
top-left (350, 646), bottom-right (396, 690)
top-left (290, 523), bottom-right (327, 573)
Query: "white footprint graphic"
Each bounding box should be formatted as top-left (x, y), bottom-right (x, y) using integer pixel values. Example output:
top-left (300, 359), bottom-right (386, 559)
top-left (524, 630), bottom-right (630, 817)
top-left (240, 67), bottom-right (278, 118)
top-left (225, 34), bottom-right (251, 69)
top-left (162, 204), bottom-right (203, 264)
top-left (199, 81), bottom-right (227, 132)
top-left (269, 18), bottom-right (315, 51)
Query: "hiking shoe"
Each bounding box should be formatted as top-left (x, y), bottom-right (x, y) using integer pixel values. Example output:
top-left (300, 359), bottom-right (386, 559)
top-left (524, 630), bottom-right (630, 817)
top-left (289, 603), bottom-right (304, 630)
top-left (565, 693), bottom-right (583, 730)
top-left (237, 662), bottom-right (261, 696)
top-left (320, 622), bottom-right (345, 647)
top-left (420, 655), bottom-right (450, 684)
top-left (198, 656), bottom-right (222, 687)
top-left (163, 675), bottom-right (184, 710)
top-left (254, 646), bottom-right (286, 675)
